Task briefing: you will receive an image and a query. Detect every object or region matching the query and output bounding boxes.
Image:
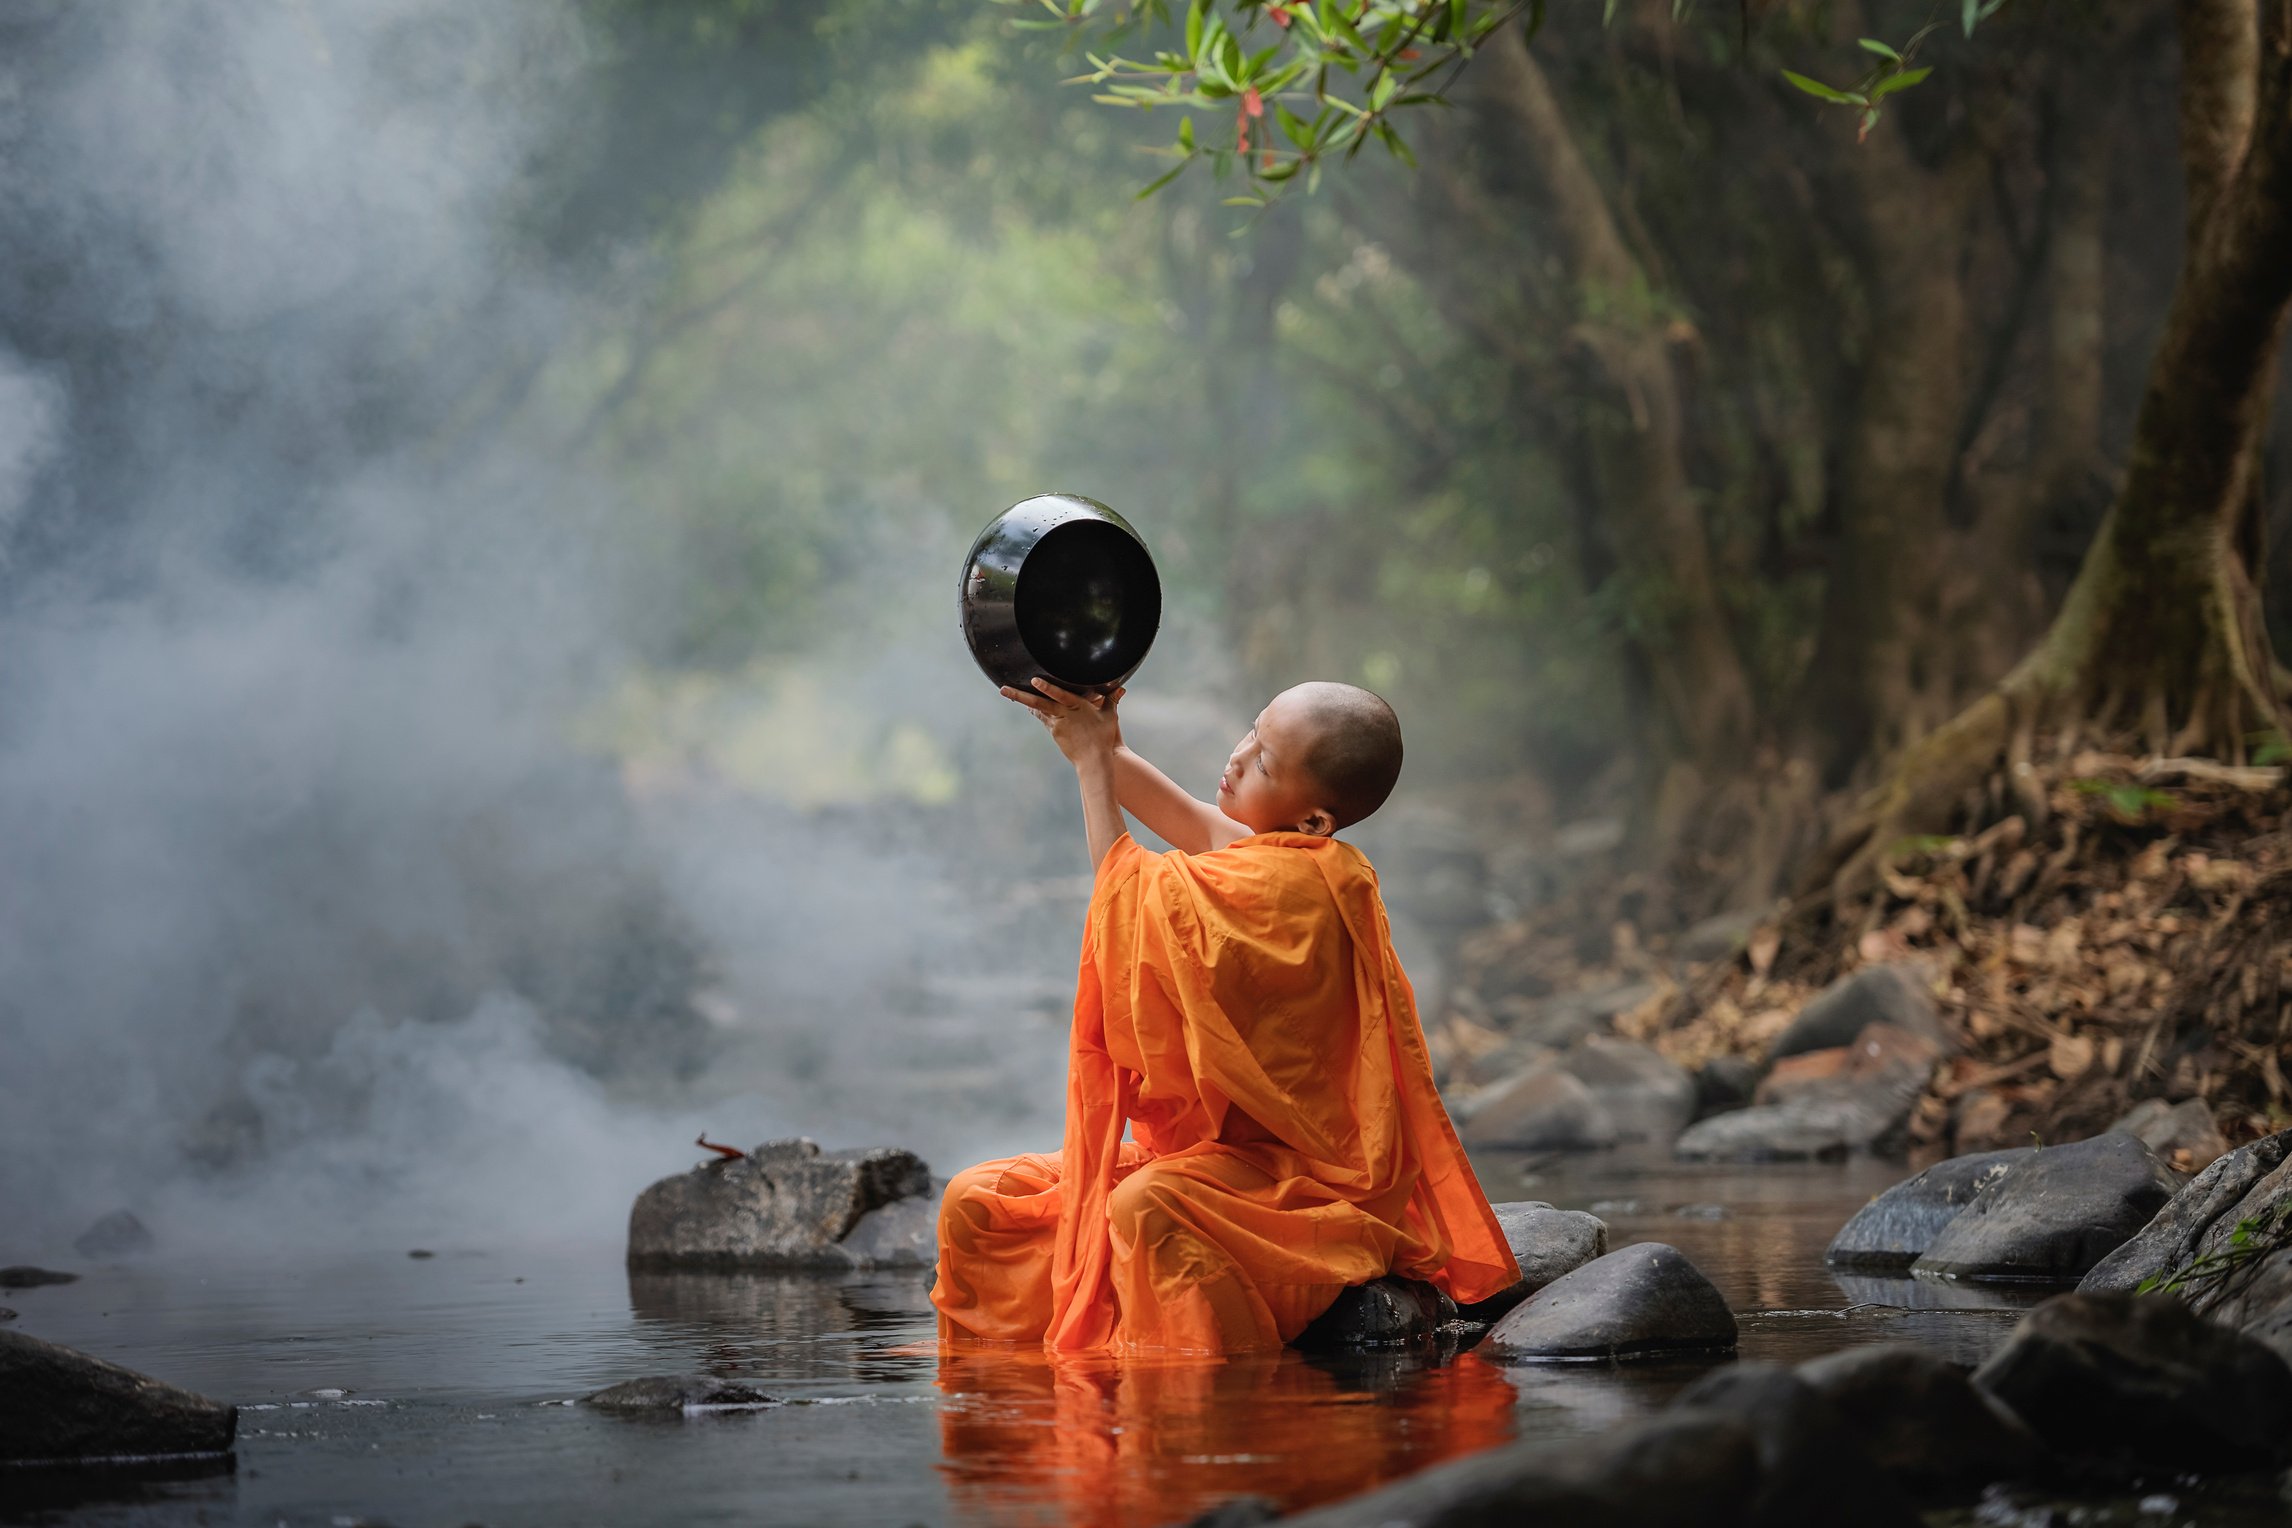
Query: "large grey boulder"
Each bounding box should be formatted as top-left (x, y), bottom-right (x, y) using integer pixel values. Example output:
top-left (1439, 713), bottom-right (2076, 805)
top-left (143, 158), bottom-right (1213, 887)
top-left (0, 1329), bottom-right (236, 1463)
top-left (1794, 1345), bottom-right (2044, 1499)
top-left (1674, 1025), bottom-right (1937, 1163)
top-left (1482, 1242), bottom-right (1736, 1362)
top-left (1768, 960), bottom-right (1947, 1062)
top-left (1455, 1201), bottom-right (1610, 1326)
top-left (627, 1138), bottom-right (934, 1270)
top-left (1668, 1365), bottom-right (1922, 1528)
top-left (1972, 1291), bottom-right (2292, 1474)
top-left (1912, 1131), bottom-right (2179, 1281)
top-left (1825, 1148), bottom-right (2034, 1270)
top-left (1272, 1409), bottom-right (1759, 1527)
top-left (1560, 1037), bottom-right (1697, 1144)
top-left (1458, 1065), bottom-right (1617, 1150)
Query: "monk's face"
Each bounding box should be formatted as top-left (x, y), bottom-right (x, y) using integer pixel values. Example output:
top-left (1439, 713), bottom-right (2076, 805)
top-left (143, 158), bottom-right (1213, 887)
top-left (1217, 689), bottom-right (1336, 836)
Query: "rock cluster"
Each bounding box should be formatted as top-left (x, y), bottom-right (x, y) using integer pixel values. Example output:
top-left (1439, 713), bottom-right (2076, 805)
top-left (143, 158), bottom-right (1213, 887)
top-left (626, 1138), bottom-right (937, 1271)
top-left (1456, 1038), bottom-right (1695, 1151)
top-left (1268, 1288), bottom-right (2292, 1525)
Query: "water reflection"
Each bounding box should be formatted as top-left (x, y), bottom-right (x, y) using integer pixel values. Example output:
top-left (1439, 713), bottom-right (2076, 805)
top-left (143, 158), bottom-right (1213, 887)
top-left (935, 1344), bottom-right (1518, 1528)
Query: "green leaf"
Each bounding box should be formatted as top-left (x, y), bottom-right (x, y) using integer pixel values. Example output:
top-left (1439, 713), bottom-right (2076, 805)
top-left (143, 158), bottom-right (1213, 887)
top-left (1601, 0), bottom-right (1618, 23)
top-left (1522, 0), bottom-right (1547, 44)
top-left (1857, 37), bottom-right (1901, 61)
top-left (1137, 162), bottom-right (1188, 198)
top-left (1178, 114), bottom-right (1195, 148)
top-left (1275, 102), bottom-right (1311, 149)
top-left (1781, 69), bottom-right (1856, 104)
top-left (1375, 119), bottom-right (1414, 166)
top-left (1258, 158), bottom-right (1301, 181)
top-left (1869, 66), bottom-right (1932, 98)
top-left (1370, 70), bottom-right (1396, 109)
top-left (1186, 0), bottom-right (1205, 58)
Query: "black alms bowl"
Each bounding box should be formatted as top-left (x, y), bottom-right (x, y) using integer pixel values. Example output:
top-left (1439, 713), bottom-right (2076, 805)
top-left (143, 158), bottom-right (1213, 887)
top-left (959, 494), bottom-right (1160, 694)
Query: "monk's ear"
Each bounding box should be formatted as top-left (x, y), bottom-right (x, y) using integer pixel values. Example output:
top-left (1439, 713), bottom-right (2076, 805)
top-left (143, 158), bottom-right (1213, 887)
top-left (1295, 807), bottom-right (1336, 837)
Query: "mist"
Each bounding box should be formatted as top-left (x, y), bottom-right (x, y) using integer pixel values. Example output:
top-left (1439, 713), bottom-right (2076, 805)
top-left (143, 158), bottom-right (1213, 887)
top-left (0, 0), bottom-right (1099, 1256)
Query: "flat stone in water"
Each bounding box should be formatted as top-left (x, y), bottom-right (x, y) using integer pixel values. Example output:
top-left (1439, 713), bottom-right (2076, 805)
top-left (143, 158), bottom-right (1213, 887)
top-left (1826, 1147), bottom-right (2034, 1270)
top-left (584, 1375), bottom-right (784, 1412)
top-left (1559, 1037), bottom-right (1697, 1144)
top-left (1972, 1291), bottom-right (2292, 1475)
top-left (1482, 1241), bottom-right (1736, 1362)
top-left (0, 1328), bottom-right (237, 1463)
top-left (1913, 1132), bottom-right (2179, 1282)
top-left (0, 1265), bottom-right (79, 1290)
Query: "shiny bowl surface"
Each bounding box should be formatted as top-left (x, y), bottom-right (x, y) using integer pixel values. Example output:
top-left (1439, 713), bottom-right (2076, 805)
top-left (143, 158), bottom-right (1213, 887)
top-left (960, 494), bottom-right (1160, 693)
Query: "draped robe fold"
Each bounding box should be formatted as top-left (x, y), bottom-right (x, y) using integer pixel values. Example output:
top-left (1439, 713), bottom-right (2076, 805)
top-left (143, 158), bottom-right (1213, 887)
top-left (932, 832), bottom-right (1519, 1355)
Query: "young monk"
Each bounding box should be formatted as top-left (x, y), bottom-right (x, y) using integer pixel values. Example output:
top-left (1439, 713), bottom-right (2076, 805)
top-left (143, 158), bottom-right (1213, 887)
top-left (931, 677), bottom-right (1519, 1355)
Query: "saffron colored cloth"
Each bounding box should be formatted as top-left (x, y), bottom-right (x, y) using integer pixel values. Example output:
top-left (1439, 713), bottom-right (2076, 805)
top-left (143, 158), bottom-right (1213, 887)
top-left (932, 831), bottom-right (1519, 1354)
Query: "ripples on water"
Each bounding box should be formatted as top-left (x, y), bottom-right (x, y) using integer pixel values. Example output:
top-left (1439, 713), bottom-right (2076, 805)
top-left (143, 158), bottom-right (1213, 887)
top-left (5, 1152), bottom-right (2056, 1528)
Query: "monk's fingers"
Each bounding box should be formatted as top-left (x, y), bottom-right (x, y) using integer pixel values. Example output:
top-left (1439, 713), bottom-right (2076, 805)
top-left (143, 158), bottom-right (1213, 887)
top-left (1028, 677), bottom-right (1090, 709)
top-left (999, 685), bottom-right (1056, 714)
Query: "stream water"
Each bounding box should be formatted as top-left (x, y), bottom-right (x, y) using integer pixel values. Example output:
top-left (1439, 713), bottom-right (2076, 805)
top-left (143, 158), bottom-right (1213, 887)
top-left (4, 1148), bottom-right (2083, 1528)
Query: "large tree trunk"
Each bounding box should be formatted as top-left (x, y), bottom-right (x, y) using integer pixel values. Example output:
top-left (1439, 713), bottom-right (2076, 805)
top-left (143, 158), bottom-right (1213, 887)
top-left (1479, 33), bottom-right (1757, 768)
top-left (1810, 0), bottom-right (2292, 895)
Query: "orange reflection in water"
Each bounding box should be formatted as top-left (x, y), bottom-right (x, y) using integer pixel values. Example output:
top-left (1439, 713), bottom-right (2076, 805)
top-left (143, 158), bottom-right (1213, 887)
top-left (935, 1343), bottom-right (1519, 1528)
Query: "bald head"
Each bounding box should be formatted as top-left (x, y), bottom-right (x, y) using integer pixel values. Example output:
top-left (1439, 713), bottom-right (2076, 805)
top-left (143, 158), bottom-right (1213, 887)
top-left (1283, 682), bottom-right (1403, 830)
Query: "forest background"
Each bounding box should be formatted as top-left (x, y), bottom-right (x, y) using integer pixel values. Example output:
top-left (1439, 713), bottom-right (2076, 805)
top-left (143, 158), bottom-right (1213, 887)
top-left (2, 0), bottom-right (2287, 1246)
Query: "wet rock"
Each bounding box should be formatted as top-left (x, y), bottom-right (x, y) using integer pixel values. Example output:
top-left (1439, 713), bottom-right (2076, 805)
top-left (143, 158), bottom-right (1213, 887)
top-left (2110, 1097), bottom-right (2231, 1174)
top-left (2077, 1129), bottom-right (2292, 1366)
top-left (1295, 1277), bottom-right (1453, 1352)
top-left (1271, 1408), bottom-right (1758, 1527)
top-left (1673, 1025), bottom-right (1938, 1163)
top-left (1913, 1131), bottom-right (2179, 1281)
top-left (1670, 1364), bottom-right (1921, 1528)
top-left (73, 1212), bottom-right (154, 1261)
top-left (1178, 1497), bottom-right (1281, 1528)
top-left (1458, 1065), bottom-right (1617, 1150)
top-left (1560, 1037), bottom-right (1697, 1144)
top-left (1972, 1291), bottom-right (2292, 1473)
top-left (1457, 1039), bottom-right (1558, 1090)
top-left (0, 1329), bottom-right (236, 1463)
top-left (583, 1375), bottom-right (782, 1412)
top-left (835, 1192), bottom-right (937, 1269)
top-left (1482, 1242), bottom-right (1736, 1362)
top-left (1692, 1056), bottom-right (1758, 1119)
top-left (1794, 1344), bottom-right (2044, 1499)
top-left (0, 1266), bottom-right (77, 1290)
top-left (626, 1138), bottom-right (933, 1270)
top-left (1768, 959), bottom-right (1948, 1063)
top-left (1825, 1147), bottom-right (2035, 1271)
top-left (1454, 1202), bottom-right (1611, 1326)
top-left (0, 1308), bottom-right (15, 1322)
top-left (2080, 1129), bottom-right (2292, 1296)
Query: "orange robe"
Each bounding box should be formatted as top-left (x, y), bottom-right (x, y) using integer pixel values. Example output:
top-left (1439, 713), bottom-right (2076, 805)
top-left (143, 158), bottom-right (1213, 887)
top-left (933, 831), bottom-right (1519, 1355)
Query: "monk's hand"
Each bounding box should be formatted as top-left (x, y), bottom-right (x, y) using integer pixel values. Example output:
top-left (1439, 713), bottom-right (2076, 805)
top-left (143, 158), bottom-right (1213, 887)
top-left (1000, 678), bottom-right (1123, 765)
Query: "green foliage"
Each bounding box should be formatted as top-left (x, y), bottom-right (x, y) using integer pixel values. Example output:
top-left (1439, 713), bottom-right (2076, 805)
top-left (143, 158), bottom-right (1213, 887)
top-left (994, 0), bottom-right (1537, 199)
top-left (2136, 1199), bottom-right (2292, 1301)
top-left (2250, 730), bottom-right (2291, 767)
top-left (2069, 778), bottom-right (2179, 820)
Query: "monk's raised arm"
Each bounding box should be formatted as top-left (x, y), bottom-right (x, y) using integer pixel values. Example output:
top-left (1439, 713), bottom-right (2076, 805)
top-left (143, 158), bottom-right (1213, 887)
top-left (1111, 746), bottom-right (1250, 855)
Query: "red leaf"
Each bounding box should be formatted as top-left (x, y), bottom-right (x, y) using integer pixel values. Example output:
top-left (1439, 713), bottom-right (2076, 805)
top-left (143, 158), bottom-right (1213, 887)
top-left (1243, 86), bottom-right (1264, 119)
top-left (1268, 3), bottom-right (1293, 26)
